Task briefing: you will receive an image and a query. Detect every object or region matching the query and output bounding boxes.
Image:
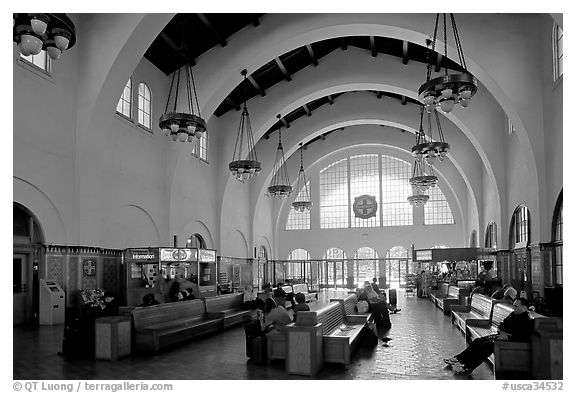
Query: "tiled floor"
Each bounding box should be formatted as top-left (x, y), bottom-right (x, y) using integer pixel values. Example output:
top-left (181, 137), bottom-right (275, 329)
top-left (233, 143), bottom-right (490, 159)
top-left (13, 289), bottom-right (493, 380)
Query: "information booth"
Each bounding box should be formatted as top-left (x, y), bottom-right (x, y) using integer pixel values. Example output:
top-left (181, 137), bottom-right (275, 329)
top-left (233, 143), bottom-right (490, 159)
top-left (124, 247), bottom-right (218, 306)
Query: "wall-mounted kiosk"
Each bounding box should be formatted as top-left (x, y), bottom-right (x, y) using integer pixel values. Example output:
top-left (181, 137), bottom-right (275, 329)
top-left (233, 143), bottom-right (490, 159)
top-left (39, 279), bottom-right (65, 325)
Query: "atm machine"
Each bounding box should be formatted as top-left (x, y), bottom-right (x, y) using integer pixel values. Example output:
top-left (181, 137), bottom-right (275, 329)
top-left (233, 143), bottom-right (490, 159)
top-left (39, 279), bottom-right (65, 325)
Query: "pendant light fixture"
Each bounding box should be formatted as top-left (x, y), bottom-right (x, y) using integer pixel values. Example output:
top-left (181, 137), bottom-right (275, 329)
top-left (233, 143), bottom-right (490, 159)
top-left (229, 70), bottom-right (261, 182)
top-left (13, 13), bottom-right (76, 60)
top-left (292, 143), bottom-right (312, 212)
top-left (267, 115), bottom-right (292, 198)
top-left (159, 64), bottom-right (206, 143)
top-left (411, 105), bottom-right (449, 166)
top-left (418, 13), bottom-right (478, 114)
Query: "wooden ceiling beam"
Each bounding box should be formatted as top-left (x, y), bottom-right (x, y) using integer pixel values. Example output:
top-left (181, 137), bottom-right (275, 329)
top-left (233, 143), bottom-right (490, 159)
top-left (247, 75), bottom-right (266, 97)
top-left (402, 40), bottom-right (410, 64)
top-left (303, 104), bottom-right (312, 117)
top-left (226, 97), bottom-right (240, 111)
top-left (275, 57), bottom-right (292, 82)
top-left (159, 32), bottom-right (195, 66)
top-left (306, 44), bottom-right (318, 66)
top-left (370, 36), bottom-right (377, 57)
top-left (197, 14), bottom-right (227, 47)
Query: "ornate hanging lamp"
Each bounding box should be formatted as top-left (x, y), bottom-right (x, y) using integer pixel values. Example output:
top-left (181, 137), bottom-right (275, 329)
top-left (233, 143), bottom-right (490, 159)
top-left (229, 70), bottom-right (261, 182)
top-left (267, 115), bottom-right (292, 198)
top-left (159, 64), bottom-right (206, 143)
top-left (292, 143), bottom-right (312, 212)
top-left (407, 192), bottom-right (430, 207)
top-left (13, 13), bottom-right (76, 60)
top-left (418, 13), bottom-right (478, 114)
top-left (411, 104), bottom-right (450, 166)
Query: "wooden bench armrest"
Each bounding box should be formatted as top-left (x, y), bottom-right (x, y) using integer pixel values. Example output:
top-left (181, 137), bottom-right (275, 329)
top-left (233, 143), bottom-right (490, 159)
top-left (451, 305), bottom-right (470, 313)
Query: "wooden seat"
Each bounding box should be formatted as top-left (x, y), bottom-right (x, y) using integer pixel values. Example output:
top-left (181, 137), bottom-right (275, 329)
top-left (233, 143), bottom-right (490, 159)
top-left (451, 294), bottom-right (495, 334)
top-left (204, 293), bottom-right (257, 328)
top-left (436, 286), bottom-right (468, 315)
top-left (291, 283), bottom-right (318, 302)
top-left (132, 299), bottom-right (222, 353)
top-left (429, 283), bottom-right (450, 305)
top-left (330, 294), bottom-right (372, 321)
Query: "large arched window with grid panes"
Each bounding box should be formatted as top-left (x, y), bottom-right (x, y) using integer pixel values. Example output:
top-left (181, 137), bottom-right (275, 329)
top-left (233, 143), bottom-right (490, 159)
top-left (385, 246), bottom-right (411, 289)
top-left (137, 82), bottom-right (152, 129)
top-left (553, 23), bottom-right (563, 81)
top-left (116, 78), bottom-right (132, 118)
top-left (485, 221), bottom-right (497, 249)
top-left (286, 180), bottom-right (311, 230)
top-left (287, 248), bottom-right (310, 281)
top-left (551, 192), bottom-right (562, 285)
top-left (510, 205), bottom-right (530, 247)
top-left (319, 154), bottom-right (412, 229)
top-left (424, 186), bottom-right (454, 225)
top-left (354, 247), bottom-right (378, 286)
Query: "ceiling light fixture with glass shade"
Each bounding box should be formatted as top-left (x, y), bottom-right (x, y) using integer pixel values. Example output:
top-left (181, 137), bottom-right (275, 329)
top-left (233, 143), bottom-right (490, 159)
top-left (229, 70), bottom-right (261, 182)
top-left (292, 143), bottom-right (312, 212)
top-left (411, 105), bottom-right (449, 166)
top-left (267, 115), bottom-right (292, 198)
top-left (13, 13), bottom-right (76, 60)
top-left (159, 64), bottom-right (206, 143)
top-left (418, 13), bottom-right (478, 114)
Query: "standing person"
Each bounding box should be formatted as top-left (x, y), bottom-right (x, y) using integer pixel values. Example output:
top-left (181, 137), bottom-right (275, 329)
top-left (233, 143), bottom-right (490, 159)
top-left (444, 298), bottom-right (533, 374)
top-left (416, 270), bottom-right (425, 298)
top-left (371, 277), bottom-right (381, 294)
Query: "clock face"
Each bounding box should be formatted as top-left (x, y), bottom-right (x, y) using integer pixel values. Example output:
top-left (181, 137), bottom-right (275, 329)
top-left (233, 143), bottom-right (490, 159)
top-left (83, 259), bottom-right (96, 276)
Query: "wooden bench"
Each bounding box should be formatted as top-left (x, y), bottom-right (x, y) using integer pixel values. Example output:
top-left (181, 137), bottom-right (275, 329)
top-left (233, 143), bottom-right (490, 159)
top-left (466, 302), bottom-right (548, 375)
top-left (132, 299), bottom-right (222, 353)
top-left (429, 283), bottom-right (450, 305)
top-left (330, 294), bottom-right (371, 320)
top-left (451, 294), bottom-right (495, 334)
top-left (436, 286), bottom-right (468, 315)
top-left (204, 293), bottom-right (258, 329)
top-left (291, 283), bottom-right (318, 302)
top-left (296, 301), bottom-right (368, 365)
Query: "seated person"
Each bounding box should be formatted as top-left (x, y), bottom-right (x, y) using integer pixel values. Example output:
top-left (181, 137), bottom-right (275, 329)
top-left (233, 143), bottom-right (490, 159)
top-left (168, 282), bottom-right (182, 302)
top-left (242, 284), bottom-right (265, 310)
top-left (100, 291), bottom-right (119, 317)
top-left (292, 292), bottom-right (310, 322)
top-left (502, 287), bottom-right (518, 304)
top-left (260, 298), bottom-right (291, 333)
top-left (184, 288), bottom-right (196, 300)
top-left (138, 293), bottom-right (160, 307)
top-left (491, 283), bottom-right (511, 300)
top-left (180, 291), bottom-right (189, 301)
top-left (363, 282), bottom-right (379, 302)
top-left (371, 277), bottom-right (381, 294)
top-left (273, 283), bottom-right (287, 298)
top-left (444, 297), bottom-right (533, 374)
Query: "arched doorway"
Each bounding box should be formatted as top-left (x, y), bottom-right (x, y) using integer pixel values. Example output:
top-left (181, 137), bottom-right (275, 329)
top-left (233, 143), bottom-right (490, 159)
top-left (13, 202), bottom-right (45, 325)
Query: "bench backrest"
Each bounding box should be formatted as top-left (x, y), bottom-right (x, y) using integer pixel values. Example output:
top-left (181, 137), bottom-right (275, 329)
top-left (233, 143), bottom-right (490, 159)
top-left (204, 293), bottom-right (244, 313)
top-left (438, 283), bottom-right (450, 296)
top-left (291, 283), bottom-right (309, 294)
top-left (132, 299), bottom-right (206, 330)
top-left (491, 302), bottom-right (513, 328)
top-left (274, 285), bottom-right (293, 295)
top-left (448, 286), bottom-right (461, 298)
top-left (330, 294), bottom-right (358, 315)
top-left (316, 302), bottom-right (345, 335)
top-left (470, 294), bottom-right (494, 317)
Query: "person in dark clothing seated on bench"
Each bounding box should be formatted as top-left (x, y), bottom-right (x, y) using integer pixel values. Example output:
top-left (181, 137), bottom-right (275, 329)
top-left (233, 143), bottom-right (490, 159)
top-left (242, 284), bottom-right (265, 310)
top-left (138, 293), bottom-right (160, 307)
top-left (444, 297), bottom-right (533, 374)
top-left (292, 292), bottom-right (310, 322)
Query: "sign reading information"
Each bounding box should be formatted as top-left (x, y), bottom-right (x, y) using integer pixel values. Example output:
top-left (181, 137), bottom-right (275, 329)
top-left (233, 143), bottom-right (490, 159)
top-left (353, 195), bottom-right (378, 219)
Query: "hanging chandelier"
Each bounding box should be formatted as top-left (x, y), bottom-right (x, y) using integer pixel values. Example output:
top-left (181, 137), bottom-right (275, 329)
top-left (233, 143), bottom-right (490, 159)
top-left (159, 64), bottom-right (206, 143)
top-left (410, 157), bottom-right (437, 194)
top-left (411, 105), bottom-right (449, 166)
top-left (13, 13), bottom-right (76, 60)
top-left (418, 13), bottom-right (478, 114)
top-left (407, 193), bottom-right (430, 207)
top-left (292, 143), bottom-right (312, 212)
top-left (267, 115), bottom-right (292, 198)
top-left (229, 70), bottom-right (261, 182)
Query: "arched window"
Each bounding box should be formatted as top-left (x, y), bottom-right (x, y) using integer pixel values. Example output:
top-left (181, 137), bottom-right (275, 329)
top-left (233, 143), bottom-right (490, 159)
top-left (192, 131), bottom-right (208, 161)
top-left (552, 192), bottom-right (562, 285)
top-left (186, 233), bottom-right (206, 249)
top-left (354, 247), bottom-right (378, 285)
top-left (20, 50), bottom-right (49, 71)
top-left (510, 205), bottom-right (530, 247)
top-left (485, 221), bottom-right (498, 249)
top-left (319, 154), bottom-right (413, 229)
top-left (287, 248), bottom-right (310, 281)
top-left (323, 248), bottom-right (346, 288)
top-left (116, 78), bottom-right (132, 118)
top-left (286, 180), bottom-right (311, 230)
top-left (553, 23), bottom-right (563, 81)
top-left (137, 82), bottom-right (152, 129)
top-left (470, 230), bottom-right (478, 248)
top-left (424, 186), bottom-right (454, 225)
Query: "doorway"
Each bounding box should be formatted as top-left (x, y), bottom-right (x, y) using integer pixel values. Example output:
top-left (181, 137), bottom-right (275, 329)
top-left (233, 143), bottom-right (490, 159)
top-left (13, 253), bottom-right (32, 325)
